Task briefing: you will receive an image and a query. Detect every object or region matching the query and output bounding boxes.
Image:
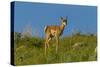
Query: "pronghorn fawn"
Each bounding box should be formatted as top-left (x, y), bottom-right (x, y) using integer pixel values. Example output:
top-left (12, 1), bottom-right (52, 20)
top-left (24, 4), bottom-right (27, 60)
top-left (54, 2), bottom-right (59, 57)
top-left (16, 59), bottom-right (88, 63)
top-left (44, 17), bottom-right (68, 55)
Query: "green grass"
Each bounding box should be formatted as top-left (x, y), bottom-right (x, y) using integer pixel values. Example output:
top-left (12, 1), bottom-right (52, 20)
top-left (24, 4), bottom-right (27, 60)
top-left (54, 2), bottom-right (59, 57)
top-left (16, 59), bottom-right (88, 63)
top-left (14, 35), bottom-right (97, 65)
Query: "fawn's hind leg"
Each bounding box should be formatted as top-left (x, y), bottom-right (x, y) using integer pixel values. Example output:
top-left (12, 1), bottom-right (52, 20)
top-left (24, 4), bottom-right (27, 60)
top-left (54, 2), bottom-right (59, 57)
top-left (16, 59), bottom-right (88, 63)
top-left (45, 35), bottom-right (51, 55)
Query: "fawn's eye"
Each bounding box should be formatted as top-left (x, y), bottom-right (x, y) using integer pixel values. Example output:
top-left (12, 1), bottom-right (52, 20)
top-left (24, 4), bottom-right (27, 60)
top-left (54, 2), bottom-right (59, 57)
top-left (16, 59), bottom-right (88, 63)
top-left (63, 20), bottom-right (66, 22)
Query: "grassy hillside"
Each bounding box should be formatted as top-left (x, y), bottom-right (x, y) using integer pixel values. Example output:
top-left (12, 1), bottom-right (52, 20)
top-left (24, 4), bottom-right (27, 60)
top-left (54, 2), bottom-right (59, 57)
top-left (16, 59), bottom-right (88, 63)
top-left (14, 34), bottom-right (97, 65)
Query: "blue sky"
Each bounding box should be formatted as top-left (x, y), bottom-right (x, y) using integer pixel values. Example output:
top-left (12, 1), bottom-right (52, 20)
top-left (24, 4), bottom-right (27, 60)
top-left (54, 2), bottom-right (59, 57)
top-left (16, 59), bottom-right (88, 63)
top-left (14, 1), bottom-right (97, 37)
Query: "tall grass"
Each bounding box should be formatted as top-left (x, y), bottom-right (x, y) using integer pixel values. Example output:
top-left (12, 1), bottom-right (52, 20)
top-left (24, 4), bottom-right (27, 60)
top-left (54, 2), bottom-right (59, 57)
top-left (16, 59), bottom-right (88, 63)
top-left (14, 34), bottom-right (97, 65)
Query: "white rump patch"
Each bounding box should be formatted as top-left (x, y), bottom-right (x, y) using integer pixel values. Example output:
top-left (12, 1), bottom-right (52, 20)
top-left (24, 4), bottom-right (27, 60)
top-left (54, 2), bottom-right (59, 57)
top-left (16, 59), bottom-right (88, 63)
top-left (44, 26), bottom-right (47, 32)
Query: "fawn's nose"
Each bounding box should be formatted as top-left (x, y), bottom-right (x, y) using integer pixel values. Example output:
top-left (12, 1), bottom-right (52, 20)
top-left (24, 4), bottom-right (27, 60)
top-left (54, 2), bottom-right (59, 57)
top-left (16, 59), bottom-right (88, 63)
top-left (62, 22), bottom-right (66, 26)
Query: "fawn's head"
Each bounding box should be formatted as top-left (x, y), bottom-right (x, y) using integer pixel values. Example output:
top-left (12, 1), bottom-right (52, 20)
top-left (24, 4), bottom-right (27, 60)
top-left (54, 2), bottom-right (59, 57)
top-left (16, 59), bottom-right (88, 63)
top-left (60, 17), bottom-right (68, 26)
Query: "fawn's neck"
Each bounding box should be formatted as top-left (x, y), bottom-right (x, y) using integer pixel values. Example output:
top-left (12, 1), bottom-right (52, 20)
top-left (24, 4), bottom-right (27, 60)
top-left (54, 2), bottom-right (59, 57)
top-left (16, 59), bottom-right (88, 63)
top-left (60, 24), bottom-right (65, 33)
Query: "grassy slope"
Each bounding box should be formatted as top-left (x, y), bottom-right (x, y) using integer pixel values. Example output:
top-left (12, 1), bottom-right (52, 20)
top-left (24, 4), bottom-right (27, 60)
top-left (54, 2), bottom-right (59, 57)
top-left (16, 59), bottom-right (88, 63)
top-left (14, 35), bottom-right (97, 65)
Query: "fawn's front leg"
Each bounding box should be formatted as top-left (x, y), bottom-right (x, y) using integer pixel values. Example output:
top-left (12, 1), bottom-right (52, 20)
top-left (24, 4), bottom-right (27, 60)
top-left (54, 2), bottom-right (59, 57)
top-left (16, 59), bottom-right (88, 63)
top-left (55, 35), bottom-right (59, 54)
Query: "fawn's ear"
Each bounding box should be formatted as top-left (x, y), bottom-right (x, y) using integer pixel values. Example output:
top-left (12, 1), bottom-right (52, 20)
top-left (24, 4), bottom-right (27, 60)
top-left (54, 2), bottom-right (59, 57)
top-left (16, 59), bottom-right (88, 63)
top-left (65, 16), bottom-right (68, 20)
